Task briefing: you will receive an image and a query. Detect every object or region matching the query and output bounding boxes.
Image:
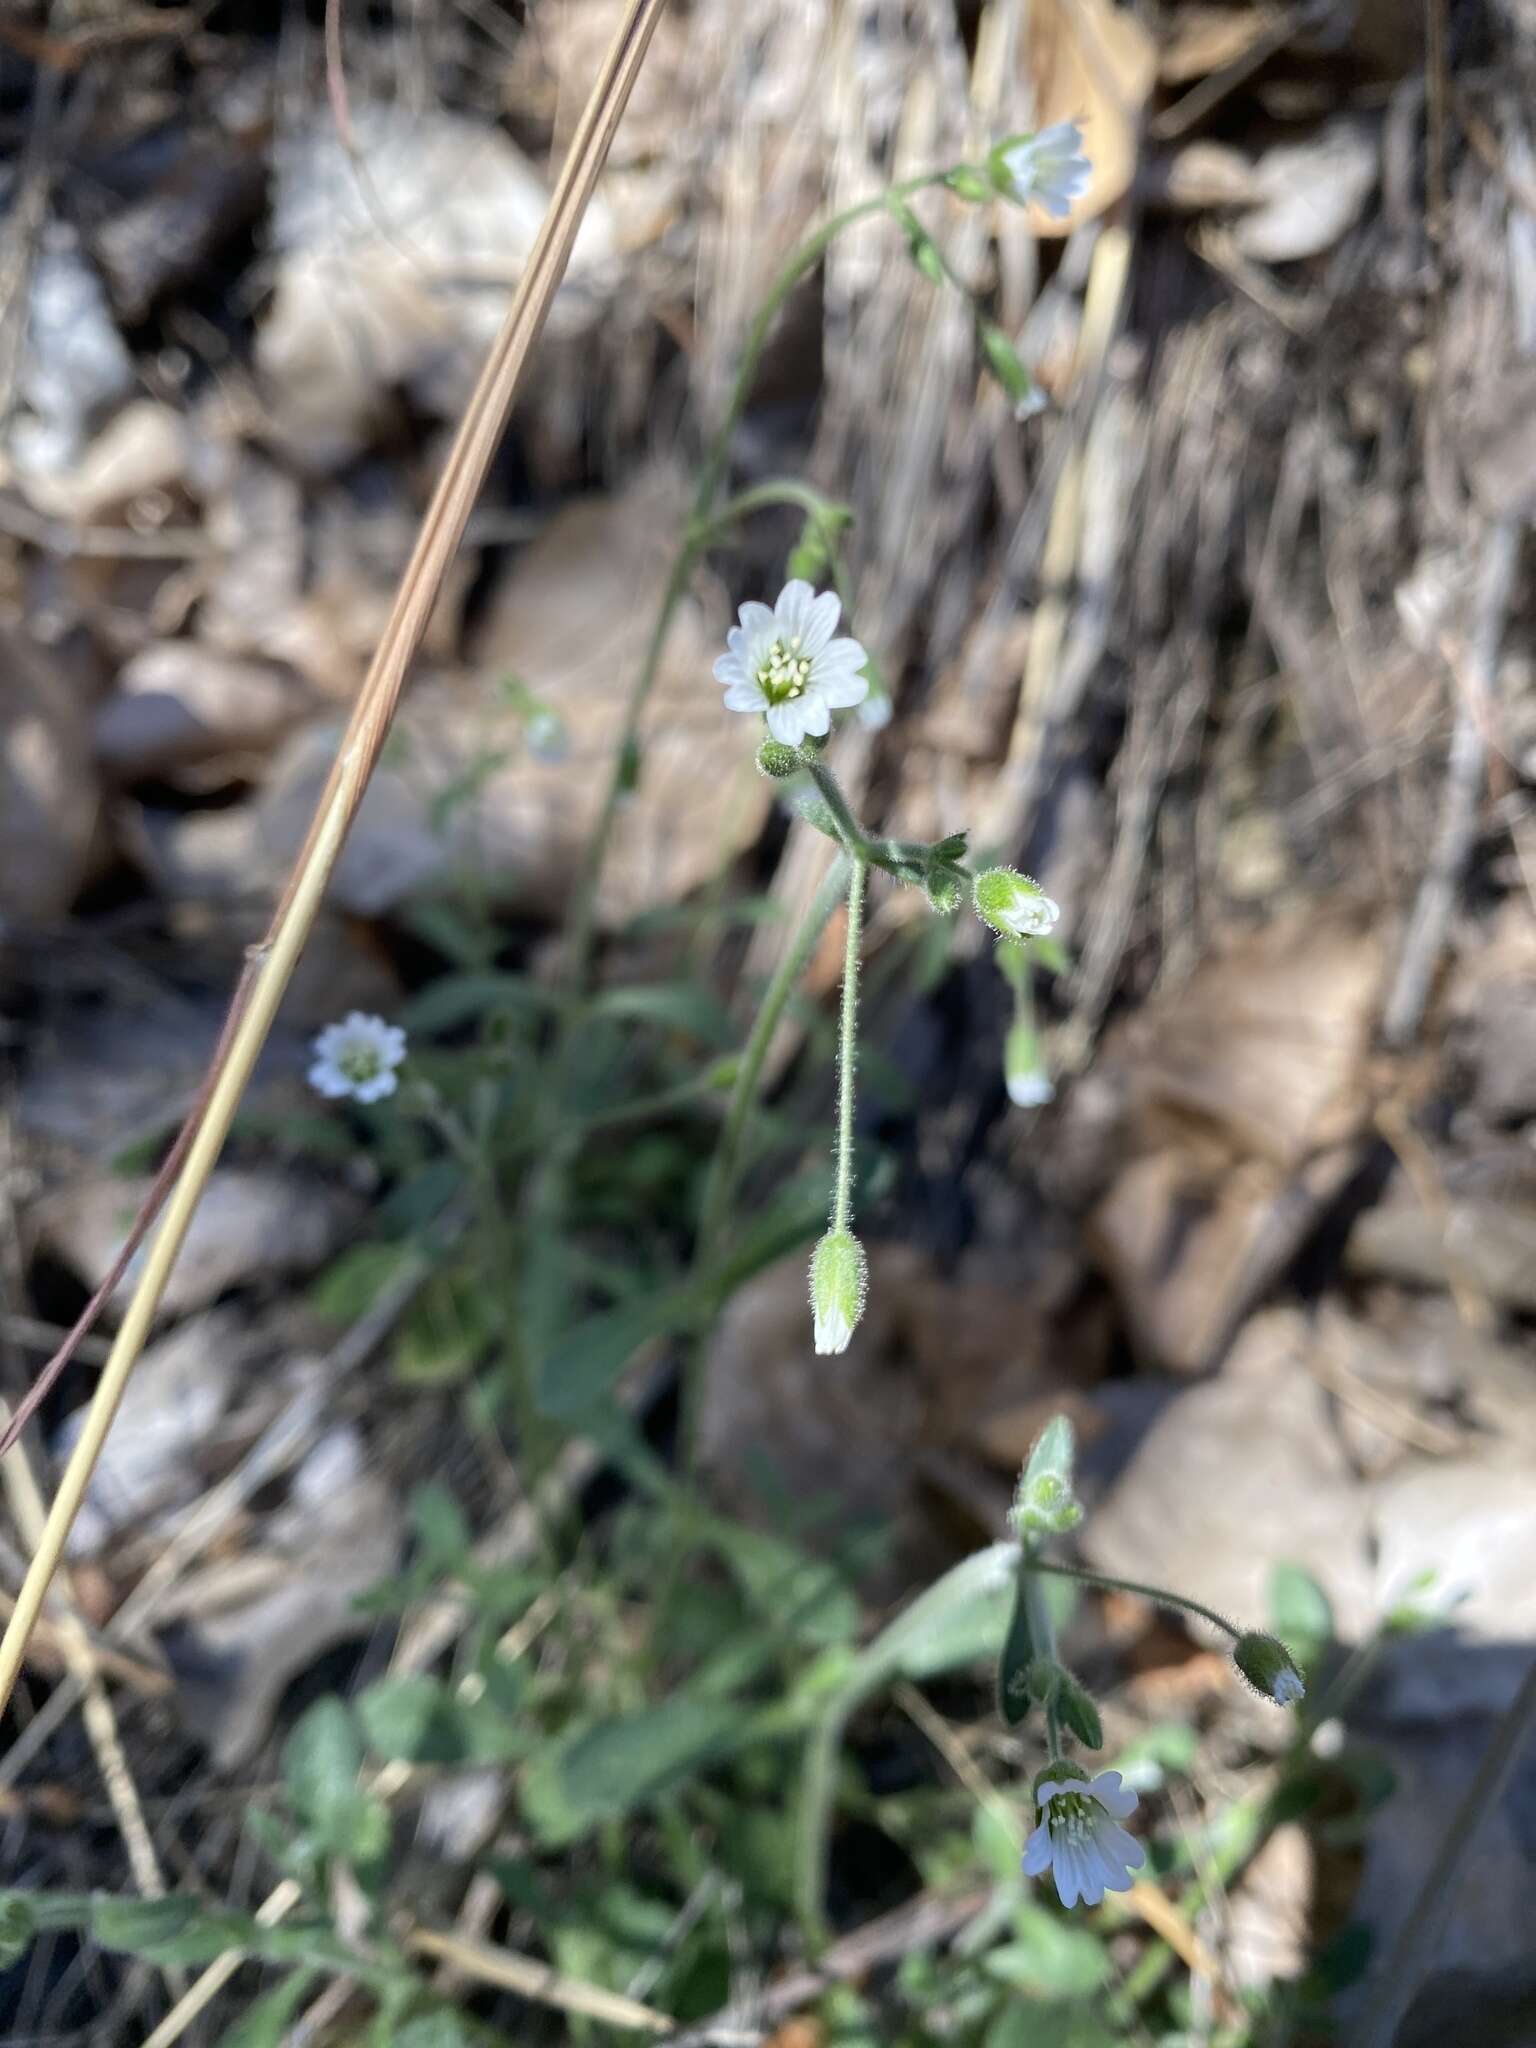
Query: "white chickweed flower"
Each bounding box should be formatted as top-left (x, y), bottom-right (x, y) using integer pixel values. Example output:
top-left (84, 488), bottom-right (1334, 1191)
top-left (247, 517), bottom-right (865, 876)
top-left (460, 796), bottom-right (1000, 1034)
top-left (998, 121), bottom-right (1092, 219)
top-left (974, 867), bottom-right (1060, 942)
top-left (308, 1012), bottom-right (407, 1104)
top-left (1022, 1768), bottom-right (1145, 1909)
top-left (715, 580), bottom-right (869, 749)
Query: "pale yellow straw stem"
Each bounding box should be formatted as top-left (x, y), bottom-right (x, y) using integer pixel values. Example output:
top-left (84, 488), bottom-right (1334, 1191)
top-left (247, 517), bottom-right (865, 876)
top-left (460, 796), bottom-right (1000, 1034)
top-left (0, 0), bottom-right (668, 1723)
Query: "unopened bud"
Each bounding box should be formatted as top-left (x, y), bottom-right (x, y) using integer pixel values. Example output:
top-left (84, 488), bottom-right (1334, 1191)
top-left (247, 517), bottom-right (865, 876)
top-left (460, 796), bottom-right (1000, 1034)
top-left (1010, 1468), bottom-right (1082, 1544)
top-left (1233, 1632), bottom-right (1306, 1707)
top-left (809, 1230), bottom-right (867, 1356)
top-left (925, 868), bottom-right (963, 916)
top-left (757, 739), bottom-right (802, 779)
top-left (974, 868), bottom-right (1061, 942)
top-left (1005, 1017), bottom-right (1053, 1108)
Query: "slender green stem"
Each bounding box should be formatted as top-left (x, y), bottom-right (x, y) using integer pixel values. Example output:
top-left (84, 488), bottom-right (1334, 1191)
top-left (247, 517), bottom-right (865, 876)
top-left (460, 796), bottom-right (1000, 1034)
top-left (691, 172), bottom-right (953, 520)
top-left (698, 855), bottom-right (850, 1251)
top-left (697, 478), bottom-right (848, 539)
top-left (562, 541), bottom-right (694, 995)
top-left (805, 758), bottom-right (871, 861)
top-left (832, 860), bottom-right (866, 1236)
top-left (1027, 1558), bottom-right (1241, 1641)
top-left (1022, 1570), bottom-right (1065, 1759)
top-left (575, 1071), bottom-right (723, 1136)
top-left (562, 170), bottom-right (953, 996)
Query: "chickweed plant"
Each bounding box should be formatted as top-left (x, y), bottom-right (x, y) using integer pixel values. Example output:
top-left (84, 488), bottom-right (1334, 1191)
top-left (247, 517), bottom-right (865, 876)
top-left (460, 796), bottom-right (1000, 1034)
top-left (3, 121), bottom-right (1398, 2047)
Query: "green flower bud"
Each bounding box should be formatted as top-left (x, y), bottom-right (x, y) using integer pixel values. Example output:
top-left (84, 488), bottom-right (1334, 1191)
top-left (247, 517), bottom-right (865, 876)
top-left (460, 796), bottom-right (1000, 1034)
top-left (809, 1230), bottom-right (867, 1356)
top-left (1233, 1632), bottom-right (1306, 1707)
top-left (925, 867), bottom-right (963, 916)
top-left (974, 867), bottom-right (1061, 942)
top-left (1005, 1016), bottom-right (1053, 1108)
top-left (1010, 1467), bottom-right (1083, 1544)
top-left (756, 739), bottom-right (802, 780)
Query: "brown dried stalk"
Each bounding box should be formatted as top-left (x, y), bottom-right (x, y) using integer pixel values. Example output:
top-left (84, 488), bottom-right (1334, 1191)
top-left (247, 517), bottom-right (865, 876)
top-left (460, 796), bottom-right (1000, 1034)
top-left (0, 0), bottom-right (669, 1721)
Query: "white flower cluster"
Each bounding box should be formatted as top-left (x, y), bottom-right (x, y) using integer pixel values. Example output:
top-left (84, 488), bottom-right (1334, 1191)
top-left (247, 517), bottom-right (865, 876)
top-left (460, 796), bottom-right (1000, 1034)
top-left (308, 1012), bottom-right (407, 1104)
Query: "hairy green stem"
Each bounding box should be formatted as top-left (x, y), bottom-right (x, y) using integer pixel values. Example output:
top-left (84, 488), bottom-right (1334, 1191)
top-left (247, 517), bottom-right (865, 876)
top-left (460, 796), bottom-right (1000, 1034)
top-left (805, 758), bottom-right (871, 860)
top-left (565, 170), bottom-right (952, 989)
top-left (832, 860), bottom-right (867, 1235)
top-left (1026, 1558), bottom-right (1241, 1642)
top-left (697, 855), bottom-right (850, 1252)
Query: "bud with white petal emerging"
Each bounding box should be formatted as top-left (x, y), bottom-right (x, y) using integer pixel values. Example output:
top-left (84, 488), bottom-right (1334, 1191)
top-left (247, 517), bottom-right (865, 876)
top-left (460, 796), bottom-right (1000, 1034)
top-left (1005, 1016), bottom-right (1054, 1108)
top-left (809, 1229), bottom-right (867, 1356)
top-left (973, 867), bottom-right (1060, 942)
top-left (1234, 1632), bottom-right (1306, 1707)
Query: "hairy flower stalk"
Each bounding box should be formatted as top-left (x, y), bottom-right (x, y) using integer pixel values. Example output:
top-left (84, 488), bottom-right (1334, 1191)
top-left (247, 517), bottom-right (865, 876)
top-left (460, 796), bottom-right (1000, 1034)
top-left (811, 858), bottom-right (869, 1354)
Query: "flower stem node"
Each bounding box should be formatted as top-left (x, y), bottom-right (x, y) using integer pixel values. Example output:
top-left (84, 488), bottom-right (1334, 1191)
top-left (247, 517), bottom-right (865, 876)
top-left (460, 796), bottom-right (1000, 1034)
top-left (1023, 1768), bottom-right (1145, 1909)
top-left (973, 867), bottom-right (1061, 942)
top-left (756, 739), bottom-right (803, 780)
top-left (1234, 1631), bottom-right (1306, 1707)
top-left (809, 1229), bottom-right (867, 1356)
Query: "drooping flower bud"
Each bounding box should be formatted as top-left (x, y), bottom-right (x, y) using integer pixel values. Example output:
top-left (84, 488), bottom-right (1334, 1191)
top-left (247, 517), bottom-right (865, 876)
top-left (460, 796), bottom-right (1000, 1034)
top-left (809, 1230), bottom-right (867, 1356)
top-left (1005, 1016), bottom-right (1054, 1107)
top-left (1233, 1632), bottom-right (1306, 1707)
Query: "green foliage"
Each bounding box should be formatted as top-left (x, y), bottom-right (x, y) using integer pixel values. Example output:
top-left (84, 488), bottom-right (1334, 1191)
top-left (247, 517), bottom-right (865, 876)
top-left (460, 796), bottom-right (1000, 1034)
top-left (282, 1699), bottom-right (392, 1872)
top-left (521, 1698), bottom-right (746, 1847)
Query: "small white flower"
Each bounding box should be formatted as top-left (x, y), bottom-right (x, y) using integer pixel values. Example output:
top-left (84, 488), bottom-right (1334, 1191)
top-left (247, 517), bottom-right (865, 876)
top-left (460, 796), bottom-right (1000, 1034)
top-left (1272, 1667), bottom-right (1305, 1706)
top-left (308, 1012), bottom-right (407, 1104)
top-left (715, 580), bottom-right (869, 749)
top-left (1007, 1067), bottom-right (1055, 1108)
top-left (1000, 121), bottom-right (1092, 219)
top-left (1022, 1769), bottom-right (1145, 1909)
